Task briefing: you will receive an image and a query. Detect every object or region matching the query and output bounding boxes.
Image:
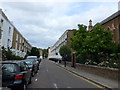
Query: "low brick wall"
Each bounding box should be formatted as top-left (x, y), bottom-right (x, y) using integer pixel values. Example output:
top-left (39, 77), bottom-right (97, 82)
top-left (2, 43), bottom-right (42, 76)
top-left (61, 61), bottom-right (119, 81)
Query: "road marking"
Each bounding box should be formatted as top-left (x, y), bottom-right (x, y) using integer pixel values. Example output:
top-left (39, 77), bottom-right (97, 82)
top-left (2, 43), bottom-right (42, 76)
top-left (47, 69), bottom-right (48, 72)
top-left (57, 65), bottom-right (104, 89)
top-left (35, 79), bottom-right (38, 81)
top-left (53, 83), bottom-right (58, 88)
top-left (67, 86), bottom-right (71, 88)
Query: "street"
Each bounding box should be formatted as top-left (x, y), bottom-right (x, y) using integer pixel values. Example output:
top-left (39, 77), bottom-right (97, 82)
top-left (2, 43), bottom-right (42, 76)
top-left (27, 59), bottom-right (103, 89)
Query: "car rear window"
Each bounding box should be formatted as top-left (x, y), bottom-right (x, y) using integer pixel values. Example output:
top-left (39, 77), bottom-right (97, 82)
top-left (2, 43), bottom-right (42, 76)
top-left (2, 64), bottom-right (17, 73)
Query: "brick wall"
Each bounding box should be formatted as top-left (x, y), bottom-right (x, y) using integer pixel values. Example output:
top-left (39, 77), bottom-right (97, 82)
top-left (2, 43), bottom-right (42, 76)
top-left (62, 61), bottom-right (119, 81)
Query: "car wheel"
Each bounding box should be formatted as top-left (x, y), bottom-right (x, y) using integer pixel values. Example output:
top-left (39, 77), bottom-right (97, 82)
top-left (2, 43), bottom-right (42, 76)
top-left (23, 84), bottom-right (26, 90)
top-left (32, 71), bottom-right (35, 77)
top-left (18, 83), bottom-right (26, 90)
top-left (29, 76), bottom-right (32, 84)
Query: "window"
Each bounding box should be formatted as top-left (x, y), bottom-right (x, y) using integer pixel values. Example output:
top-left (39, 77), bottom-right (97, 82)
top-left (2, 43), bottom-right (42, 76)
top-left (15, 42), bottom-right (18, 50)
top-left (19, 45), bottom-right (21, 50)
top-left (7, 39), bottom-right (10, 48)
top-left (1, 19), bottom-right (3, 23)
top-left (2, 64), bottom-right (17, 73)
top-left (20, 62), bottom-right (28, 71)
top-left (8, 27), bottom-right (11, 35)
top-left (16, 34), bottom-right (18, 41)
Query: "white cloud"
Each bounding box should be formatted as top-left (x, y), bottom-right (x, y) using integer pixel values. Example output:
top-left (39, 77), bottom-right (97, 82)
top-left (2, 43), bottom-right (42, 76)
top-left (0, 2), bottom-right (118, 48)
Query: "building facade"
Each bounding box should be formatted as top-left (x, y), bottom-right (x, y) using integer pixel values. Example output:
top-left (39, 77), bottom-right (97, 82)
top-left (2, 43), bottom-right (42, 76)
top-left (48, 30), bottom-right (74, 60)
top-left (11, 27), bottom-right (32, 57)
top-left (0, 9), bottom-right (14, 50)
top-left (0, 9), bottom-right (32, 58)
top-left (100, 10), bottom-right (120, 43)
top-left (38, 48), bottom-right (43, 59)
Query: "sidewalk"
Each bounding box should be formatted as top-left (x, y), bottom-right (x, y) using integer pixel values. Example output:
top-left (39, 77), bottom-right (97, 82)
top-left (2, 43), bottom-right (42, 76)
top-left (55, 62), bottom-right (118, 89)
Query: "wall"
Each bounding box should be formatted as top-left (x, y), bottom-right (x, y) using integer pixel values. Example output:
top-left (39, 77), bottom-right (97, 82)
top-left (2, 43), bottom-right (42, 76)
top-left (0, 9), bottom-right (14, 50)
top-left (101, 10), bottom-right (120, 43)
top-left (11, 28), bottom-right (32, 58)
top-left (64, 61), bottom-right (118, 81)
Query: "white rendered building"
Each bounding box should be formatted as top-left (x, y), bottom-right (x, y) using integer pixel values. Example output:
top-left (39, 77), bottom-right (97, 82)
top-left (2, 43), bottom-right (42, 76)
top-left (0, 9), bottom-right (14, 50)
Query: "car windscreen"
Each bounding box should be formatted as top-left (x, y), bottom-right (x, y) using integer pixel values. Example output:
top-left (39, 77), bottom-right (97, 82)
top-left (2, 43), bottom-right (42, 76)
top-left (25, 61), bottom-right (33, 65)
top-left (2, 64), bottom-right (17, 73)
top-left (27, 56), bottom-right (37, 59)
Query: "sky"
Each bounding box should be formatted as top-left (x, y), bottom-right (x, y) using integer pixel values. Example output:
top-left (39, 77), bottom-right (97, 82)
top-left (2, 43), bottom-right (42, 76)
top-left (0, 0), bottom-right (119, 49)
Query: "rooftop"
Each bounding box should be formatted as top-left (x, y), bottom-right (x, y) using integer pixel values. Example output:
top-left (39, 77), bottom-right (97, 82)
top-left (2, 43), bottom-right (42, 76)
top-left (100, 10), bottom-right (120, 25)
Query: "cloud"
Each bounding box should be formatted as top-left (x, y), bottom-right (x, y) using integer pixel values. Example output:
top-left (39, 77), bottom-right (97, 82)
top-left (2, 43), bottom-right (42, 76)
top-left (0, 2), bottom-right (118, 48)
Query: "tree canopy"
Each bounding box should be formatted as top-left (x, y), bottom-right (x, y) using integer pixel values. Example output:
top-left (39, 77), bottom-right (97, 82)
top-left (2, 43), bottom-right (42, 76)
top-left (71, 24), bottom-right (119, 66)
top-left (59, 45), bottom-right (71, 61)
top-left (29, 47), bottom-right (40, 57)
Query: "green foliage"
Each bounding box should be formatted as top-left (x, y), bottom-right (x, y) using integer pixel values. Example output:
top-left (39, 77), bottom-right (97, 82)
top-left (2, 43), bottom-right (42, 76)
top-left (29, 47), bottom-right (40, 57)
top-left (59, 45), bottom-right (71, 61)
top-left (2, 47), bottom-right (24, 60)
top-left (42, 49), bottom-right (48, 58)
top-left (71, 24), bottom-right (119, 68)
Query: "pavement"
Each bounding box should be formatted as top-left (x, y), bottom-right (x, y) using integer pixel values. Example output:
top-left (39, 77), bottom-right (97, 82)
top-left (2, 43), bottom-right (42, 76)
top-left (55, 62), bottom-right (119, 89)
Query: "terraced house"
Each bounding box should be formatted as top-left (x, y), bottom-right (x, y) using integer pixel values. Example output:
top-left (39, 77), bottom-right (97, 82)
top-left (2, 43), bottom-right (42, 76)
top-left (48, 30), bottom-right (74, 60)
top-left (0, 9), bottom-right (32, 58)
top-left (11, 27), bottom-right (32, 57)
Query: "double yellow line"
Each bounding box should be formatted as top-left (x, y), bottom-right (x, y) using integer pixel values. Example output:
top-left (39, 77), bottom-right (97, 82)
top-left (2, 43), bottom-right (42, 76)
top-left (57, 65), bottom-right (107, 90)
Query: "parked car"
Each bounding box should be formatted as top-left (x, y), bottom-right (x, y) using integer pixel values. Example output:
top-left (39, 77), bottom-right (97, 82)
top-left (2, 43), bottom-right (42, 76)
top-left (26, 56), bottom-right (40, 70)
top-left (24, 59), bottom-right (38, 77)
top-left (1, 60), bottom-right (32, 90)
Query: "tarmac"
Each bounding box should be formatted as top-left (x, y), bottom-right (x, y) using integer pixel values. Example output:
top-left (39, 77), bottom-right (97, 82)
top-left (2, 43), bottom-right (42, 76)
top-left (55, 62), bottom-right (119, 90)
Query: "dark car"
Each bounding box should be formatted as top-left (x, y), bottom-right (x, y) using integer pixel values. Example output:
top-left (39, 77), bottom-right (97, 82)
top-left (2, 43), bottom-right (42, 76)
top-left (26, 56), bottom-right (40, 70)
top-left (24, 59), bottom-right (38, 77)
top-left (1, 60), bottom-right (32, 90)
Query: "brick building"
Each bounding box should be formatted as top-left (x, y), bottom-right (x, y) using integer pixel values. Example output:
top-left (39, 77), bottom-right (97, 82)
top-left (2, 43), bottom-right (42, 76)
top-left (100, 10), bottom-right (120, 43)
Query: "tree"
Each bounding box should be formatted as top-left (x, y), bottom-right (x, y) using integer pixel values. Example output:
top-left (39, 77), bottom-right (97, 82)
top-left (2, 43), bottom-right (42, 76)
top-left (71, 24), bottom-right (88, 63)
top-left (59, 45), bottom-right (71, 62)
top-left (42, 49), bottom-right (48, 58)
top-left (2, 47), bottom-right (24, 60)
top-left (84, 24), bottom-right (113, 64)
top-left (29, 47), bottom-right (40, 57)
top-left (71, 24), bottom-right (114, 64)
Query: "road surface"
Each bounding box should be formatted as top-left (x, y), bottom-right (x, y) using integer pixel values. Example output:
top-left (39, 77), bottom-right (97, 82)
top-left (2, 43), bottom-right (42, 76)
top-left (27, 59), bottom-right (103, 89)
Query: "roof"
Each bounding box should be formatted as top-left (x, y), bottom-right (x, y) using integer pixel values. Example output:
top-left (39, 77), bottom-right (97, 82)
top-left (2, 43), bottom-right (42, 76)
top-left (100, 10), bottom-right (120, 25)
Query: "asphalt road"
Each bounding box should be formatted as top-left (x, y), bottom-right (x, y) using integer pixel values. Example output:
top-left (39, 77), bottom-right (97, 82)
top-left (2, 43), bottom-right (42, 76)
top-left (27, 59), bottom-right (103, 89)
